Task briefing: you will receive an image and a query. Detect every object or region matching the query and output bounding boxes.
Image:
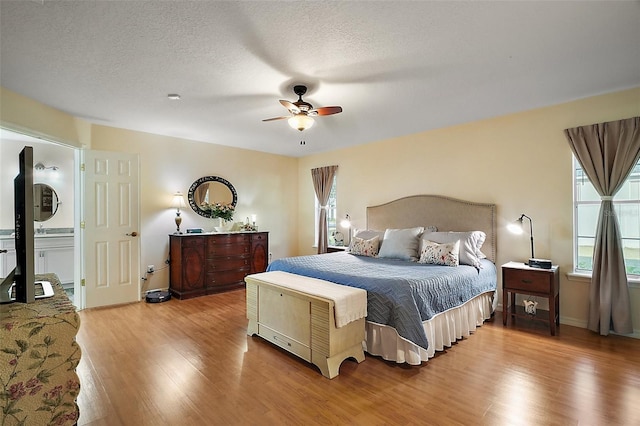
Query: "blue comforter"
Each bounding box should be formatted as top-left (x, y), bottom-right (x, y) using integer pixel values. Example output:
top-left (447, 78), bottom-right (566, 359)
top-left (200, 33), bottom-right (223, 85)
top-left (267, 252), bottom-right (497, 350)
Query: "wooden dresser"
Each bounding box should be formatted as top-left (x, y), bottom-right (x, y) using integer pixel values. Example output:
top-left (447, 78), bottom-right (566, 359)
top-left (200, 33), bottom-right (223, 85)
top-left (169, 232), bottom-right (268, 299)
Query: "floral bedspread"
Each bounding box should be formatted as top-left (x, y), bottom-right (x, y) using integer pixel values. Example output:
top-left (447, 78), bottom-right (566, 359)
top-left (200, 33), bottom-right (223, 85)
top-left (0, 274), bottom-right (81, 426)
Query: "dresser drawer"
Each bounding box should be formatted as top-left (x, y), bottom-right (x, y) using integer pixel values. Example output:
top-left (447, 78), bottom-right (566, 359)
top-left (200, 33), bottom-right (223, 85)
top-left (209, 234), bottom-right (250, 245)
top-left (503, 268), bottom-right (552, 293)
top-left (208, 256), bottom-right (250, 271)
top-left (258, 324), bottom-right (311, 362)
top-left (207, 243), bottom-right (250, 257)
top-left (179, 236), bottom-right (205, 248)
top-left (207, 268), bottom-right (250, 286)
top-left (252, 233), bottom-right (267, 242)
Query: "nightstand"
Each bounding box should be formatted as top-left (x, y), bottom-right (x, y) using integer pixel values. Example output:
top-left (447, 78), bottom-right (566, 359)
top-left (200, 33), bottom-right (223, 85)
top-left (502, 261), bottom-right (560, 335)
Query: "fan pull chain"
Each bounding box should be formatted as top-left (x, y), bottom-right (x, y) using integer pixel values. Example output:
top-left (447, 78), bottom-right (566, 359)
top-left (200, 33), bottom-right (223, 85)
top-left (300, 140), bottom-right (306, 145)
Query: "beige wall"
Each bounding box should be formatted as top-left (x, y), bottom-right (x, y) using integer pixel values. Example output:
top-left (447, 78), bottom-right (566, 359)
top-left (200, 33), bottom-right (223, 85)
top-left (297, 87), bottom-right (640, 333)
top-left (0, 87), bottom-right (90, 149)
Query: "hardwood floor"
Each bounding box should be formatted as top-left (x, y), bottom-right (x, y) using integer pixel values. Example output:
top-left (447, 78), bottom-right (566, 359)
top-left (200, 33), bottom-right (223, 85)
top-left (76, 289), bottom-right (640, 426)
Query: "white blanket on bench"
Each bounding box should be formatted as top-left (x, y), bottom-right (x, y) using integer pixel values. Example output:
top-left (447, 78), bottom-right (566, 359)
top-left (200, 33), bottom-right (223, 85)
top-left (248, 271), bottom-right (367, 328)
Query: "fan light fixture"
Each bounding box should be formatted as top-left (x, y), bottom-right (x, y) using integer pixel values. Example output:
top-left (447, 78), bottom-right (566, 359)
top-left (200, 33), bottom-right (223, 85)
top-left (263, 85), bottom-right (341, 133)
top-left (288, 114), bottom-right (315, 132)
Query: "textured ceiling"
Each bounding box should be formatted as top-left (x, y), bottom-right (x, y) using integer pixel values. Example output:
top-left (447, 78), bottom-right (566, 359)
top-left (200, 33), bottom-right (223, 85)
top-left (1, 1), bottom-right (639, 157)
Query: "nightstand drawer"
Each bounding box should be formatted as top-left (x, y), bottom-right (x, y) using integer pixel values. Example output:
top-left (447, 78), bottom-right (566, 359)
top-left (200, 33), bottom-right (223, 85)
top-left (503, 268), bottom-right (551, 293)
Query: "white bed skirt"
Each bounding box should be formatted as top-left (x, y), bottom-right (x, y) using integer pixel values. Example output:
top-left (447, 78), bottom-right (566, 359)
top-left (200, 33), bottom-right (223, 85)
top-left (363, 291), bottom-right (496, 365)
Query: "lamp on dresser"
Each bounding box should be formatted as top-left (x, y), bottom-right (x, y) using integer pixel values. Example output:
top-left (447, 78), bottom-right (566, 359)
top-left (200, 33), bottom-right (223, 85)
top-left (171, 192), bottom-right (186, 234)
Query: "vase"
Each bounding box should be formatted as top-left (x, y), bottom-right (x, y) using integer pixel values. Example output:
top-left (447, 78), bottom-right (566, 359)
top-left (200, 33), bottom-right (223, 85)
top-left (214, 218), bottom-right (233, 232)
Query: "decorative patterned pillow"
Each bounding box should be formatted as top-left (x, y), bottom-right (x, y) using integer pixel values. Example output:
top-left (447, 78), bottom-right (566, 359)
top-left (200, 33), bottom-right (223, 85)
top-left (377, 227), bottom-right (424, 261)
top-left (349, 235), bottom-right (380, 257)
top-left (418, 240), bottom-right (460, 267)
top-left (351, 229), bottom-right (385, 250)
top-left (421, 231), bottom-right (486, 268)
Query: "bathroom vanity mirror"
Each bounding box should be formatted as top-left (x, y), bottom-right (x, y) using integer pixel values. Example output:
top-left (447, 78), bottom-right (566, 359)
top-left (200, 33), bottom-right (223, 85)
top-left (33, 183), bottom-right (60, 221)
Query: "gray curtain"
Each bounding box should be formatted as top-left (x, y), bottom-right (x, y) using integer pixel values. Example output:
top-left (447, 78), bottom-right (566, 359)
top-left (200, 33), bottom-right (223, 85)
top-left (311, 165), bottom-right (338, 254)
top-left (564, 116), bottom-right (640, 335)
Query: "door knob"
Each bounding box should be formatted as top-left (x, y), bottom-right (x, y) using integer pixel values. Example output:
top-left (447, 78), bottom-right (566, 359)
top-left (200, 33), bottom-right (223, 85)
top-left (126, 232), bottom-right (138, 237)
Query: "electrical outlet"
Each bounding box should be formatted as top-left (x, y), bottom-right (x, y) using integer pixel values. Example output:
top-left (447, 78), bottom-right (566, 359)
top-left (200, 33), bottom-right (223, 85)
top-left (147, 265), bottom-right (155, 273)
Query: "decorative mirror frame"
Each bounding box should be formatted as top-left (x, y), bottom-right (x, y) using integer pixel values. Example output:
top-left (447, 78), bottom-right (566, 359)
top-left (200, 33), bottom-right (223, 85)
top-left (188, 176), bottom-right (238, 218)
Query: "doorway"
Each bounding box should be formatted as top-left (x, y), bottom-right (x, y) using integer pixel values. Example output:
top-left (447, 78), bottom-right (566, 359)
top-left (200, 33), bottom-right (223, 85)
top-left (0, 128), bottom-right (78, 306)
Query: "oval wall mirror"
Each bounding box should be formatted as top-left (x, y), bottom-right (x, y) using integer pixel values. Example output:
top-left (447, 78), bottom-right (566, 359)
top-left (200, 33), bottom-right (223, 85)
top-left (188, 176), bottom-right (237, 218)
top-left (34, 183), bottom-right (60, 222)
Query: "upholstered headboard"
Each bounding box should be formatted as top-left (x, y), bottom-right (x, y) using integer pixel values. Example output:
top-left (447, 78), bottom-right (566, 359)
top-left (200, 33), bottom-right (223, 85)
top-left (366, 195), bottom-right (497, 262)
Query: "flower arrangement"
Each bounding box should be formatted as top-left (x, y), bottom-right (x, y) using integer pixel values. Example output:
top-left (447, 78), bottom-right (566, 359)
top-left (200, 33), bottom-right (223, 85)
top-left (202, 202), bottom-right (234, 221)
top-left (239, 223), bottom-right (257, 232)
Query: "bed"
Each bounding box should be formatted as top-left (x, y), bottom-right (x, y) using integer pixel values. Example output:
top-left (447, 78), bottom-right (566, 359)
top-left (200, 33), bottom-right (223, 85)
top-left (268, 195), bottom-right (497, 365)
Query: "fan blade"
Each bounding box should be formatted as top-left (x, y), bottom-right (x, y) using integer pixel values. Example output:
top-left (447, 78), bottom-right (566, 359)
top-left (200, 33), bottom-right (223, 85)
top-left (262, 116), bottom-right (289, 122)
top-left (309, 106), bottom-right (342, 116)
top-left (280, 100), bottom-right (300, 114)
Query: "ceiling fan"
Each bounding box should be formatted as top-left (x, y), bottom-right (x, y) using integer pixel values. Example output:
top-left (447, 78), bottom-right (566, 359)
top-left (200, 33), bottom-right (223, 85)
top-left (262, 85), bottom-right (342, 131)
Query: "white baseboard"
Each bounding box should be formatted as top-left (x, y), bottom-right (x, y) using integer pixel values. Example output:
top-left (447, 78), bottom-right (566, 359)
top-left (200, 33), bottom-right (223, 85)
top-left (611, 329), bottom-right (640, 339)
top-left (559, 315), bottom-right (587, 329)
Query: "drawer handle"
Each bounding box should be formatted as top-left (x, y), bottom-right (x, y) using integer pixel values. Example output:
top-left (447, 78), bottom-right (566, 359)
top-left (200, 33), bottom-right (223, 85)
top-left (273, 336), bottom-right (291, 347)
top-left (521, 279), bottom-right (533, 284)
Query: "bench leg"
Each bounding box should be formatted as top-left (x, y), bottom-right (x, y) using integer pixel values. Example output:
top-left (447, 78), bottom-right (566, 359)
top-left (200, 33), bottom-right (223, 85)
top-left (247, 319), bottom-right (258, 336)
top-left (313, 343), bottom-right (365, 379)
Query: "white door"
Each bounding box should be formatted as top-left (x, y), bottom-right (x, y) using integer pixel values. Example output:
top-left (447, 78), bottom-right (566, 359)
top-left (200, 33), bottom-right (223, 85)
top-left (82, 150), bottom-right (140, 308)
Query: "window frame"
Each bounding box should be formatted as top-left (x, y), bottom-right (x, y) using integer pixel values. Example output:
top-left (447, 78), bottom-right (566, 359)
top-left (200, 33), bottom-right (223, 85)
top-left (573, 156), bottom-right (640, 279)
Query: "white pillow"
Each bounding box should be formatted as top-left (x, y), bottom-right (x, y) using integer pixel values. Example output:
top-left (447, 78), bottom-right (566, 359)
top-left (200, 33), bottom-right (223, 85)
top-left (421, 231), bottom-right (486, 267)
top-left (418, 240), bottom-right (460, 267)
top-left (349, 235), bottom-right (380, 257)
top-left (377, 227), bottom-right (424, 261)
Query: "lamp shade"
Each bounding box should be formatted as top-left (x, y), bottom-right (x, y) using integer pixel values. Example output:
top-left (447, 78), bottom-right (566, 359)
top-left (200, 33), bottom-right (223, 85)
top-left (507, 221), bottom-right (524, 235)
top-left (171, 192), bottom-right (185, 211)
top-left (288, 114), bottom-right (315, 131)
top-left (340, 214), bottom-right (351, 229)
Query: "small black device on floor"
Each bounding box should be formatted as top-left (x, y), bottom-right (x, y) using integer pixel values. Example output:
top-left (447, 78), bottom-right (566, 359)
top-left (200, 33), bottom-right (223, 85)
top-left (145, 290), bottom-right (171, 303)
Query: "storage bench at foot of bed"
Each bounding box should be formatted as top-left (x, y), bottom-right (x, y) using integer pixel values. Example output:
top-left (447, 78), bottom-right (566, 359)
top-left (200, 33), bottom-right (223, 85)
top-left (245, 271), bottom-right (366, 379)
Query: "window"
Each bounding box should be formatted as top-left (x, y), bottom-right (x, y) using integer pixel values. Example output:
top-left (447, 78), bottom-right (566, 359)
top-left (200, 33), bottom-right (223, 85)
top-left (314, 175), bottom-right (338, 245)
top-left (574, 157), bottom-right (640, 276)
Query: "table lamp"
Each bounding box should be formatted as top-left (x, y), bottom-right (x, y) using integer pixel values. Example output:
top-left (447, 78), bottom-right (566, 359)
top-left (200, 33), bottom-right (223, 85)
top-left (507, 213), bottom-right (551, 268)
top-left (171, 192), bottom-right (186, 234)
